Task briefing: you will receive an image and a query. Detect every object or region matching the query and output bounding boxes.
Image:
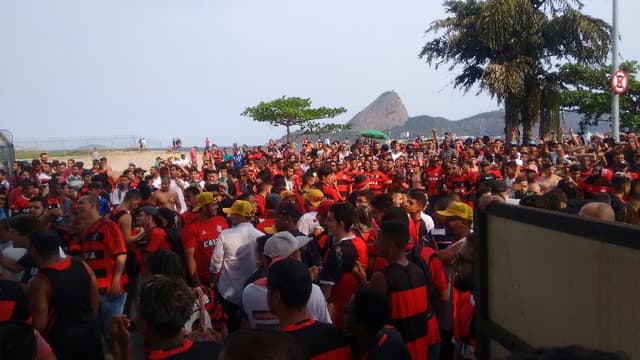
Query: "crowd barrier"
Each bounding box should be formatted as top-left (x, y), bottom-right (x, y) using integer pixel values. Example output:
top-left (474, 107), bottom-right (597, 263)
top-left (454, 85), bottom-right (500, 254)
top-left (476, 203), bottom-right (640, 358)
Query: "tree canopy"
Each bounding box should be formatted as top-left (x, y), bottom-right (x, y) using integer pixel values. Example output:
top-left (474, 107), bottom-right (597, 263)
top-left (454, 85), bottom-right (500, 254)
top-left (420, 0), bottom-right (610, 143)
top-left (560, 61), bottom-right (640, 132)
top-left (241, 97), bottom-right (347, 144)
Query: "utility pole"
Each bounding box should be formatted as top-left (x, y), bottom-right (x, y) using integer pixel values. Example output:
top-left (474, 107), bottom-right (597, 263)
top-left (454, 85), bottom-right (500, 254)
top-left (611, 0), bottom-right (620, 143)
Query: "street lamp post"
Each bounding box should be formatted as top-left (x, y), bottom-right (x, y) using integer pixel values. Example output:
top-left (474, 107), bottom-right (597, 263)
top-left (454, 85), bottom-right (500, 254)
top-left (611, 0), bottom-right (620, 143)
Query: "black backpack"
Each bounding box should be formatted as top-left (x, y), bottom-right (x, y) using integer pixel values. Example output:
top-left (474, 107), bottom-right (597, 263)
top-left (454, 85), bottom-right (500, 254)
top-left (406, 243), bottom-right (439, 319)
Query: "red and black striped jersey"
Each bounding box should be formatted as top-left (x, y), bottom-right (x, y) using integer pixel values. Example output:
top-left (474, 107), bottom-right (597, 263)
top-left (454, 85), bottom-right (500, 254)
top-left (381, 262), bottom-right (430, 360)
top-left (283, 318), bottom-right (354, 360)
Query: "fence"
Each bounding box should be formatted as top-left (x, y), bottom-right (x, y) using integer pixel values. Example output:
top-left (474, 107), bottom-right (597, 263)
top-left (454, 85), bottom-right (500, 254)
top-left (14, 136), bottom-right (164, 153)
top-left (476, 203), bottom-right (640, 358)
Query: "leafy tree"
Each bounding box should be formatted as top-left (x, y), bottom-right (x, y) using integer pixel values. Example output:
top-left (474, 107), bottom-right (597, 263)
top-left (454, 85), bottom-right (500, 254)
top-left (241, 97), bottom-right (347, 144)
top-left (420, 0), bottom-right (609, 143)
top-left (560, 61), bottom-right (640, 132)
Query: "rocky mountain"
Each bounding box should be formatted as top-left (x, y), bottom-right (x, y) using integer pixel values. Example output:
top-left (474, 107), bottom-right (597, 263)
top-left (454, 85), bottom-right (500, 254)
top-left (278, 91), bottom-right (610, 143)
top-left (346, 91), bottom-right (409, 131)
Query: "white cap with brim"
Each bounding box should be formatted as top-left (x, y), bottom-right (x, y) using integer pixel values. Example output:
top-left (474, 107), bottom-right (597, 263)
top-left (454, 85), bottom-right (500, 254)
top-left (263, 231), bottom-right (311, 258)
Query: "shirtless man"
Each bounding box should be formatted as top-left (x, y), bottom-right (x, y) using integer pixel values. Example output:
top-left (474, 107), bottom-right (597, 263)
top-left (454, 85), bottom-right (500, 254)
top-left (150, 176), bottom-right (181, 212)
top-left (537, 163), bottom-right (562, 193)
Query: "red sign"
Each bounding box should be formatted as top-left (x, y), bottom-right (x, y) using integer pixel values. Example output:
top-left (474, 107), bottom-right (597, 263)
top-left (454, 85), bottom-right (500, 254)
top-left (611, 70), bottom-right (629, 95)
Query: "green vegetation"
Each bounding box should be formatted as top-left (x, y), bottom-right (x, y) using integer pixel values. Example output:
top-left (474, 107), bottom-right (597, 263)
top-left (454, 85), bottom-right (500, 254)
top-left (560, 61), bottom-right (640, 132)
top-left (420, 0), bottom-right (610, 143)
top-left (242, 96), bottom-right (348, 144)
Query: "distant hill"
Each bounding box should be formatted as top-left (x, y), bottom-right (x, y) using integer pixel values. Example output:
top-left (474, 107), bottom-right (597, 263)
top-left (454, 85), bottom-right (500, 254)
top-left (279, 91), bottom-right (611, 143)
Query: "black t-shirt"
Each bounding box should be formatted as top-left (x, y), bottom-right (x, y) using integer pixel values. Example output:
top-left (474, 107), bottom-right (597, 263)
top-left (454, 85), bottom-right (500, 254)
top-left (318, 238), bottom-right (358, 287)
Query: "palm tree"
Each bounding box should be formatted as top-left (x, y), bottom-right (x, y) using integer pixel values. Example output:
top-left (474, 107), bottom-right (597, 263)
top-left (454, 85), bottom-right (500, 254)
top-left (420, 0), bottom-right (609, 143)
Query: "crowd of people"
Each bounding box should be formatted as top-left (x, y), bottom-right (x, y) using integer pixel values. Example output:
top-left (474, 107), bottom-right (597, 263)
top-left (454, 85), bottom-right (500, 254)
top-left (0, 128), bottom-right (632, 359)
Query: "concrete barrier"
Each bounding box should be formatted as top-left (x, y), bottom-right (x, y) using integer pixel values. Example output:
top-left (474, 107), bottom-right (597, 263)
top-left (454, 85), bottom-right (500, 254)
top-left (476, 203), bottom-right (640, 358)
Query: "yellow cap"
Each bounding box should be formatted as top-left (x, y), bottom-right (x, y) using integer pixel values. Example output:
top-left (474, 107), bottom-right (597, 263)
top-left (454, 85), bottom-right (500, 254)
top-left (436, 201), bottom-right (473, 221)
top-left (192, 192), bottom-right (216, 212)
top-left (304, 189), bottom-right (325, 207)
top-left (223, 200), bottom-right (254, 217)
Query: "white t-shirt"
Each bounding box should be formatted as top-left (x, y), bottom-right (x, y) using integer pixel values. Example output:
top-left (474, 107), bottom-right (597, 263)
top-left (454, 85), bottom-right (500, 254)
top-left (297, 211), bottom-right (319, 236)
top-left (419, 212), bottom-right (435, 233)
top-left (241, 282), bottom-right (332, 329)
top-left (0, 245), bottom-right (26, 281)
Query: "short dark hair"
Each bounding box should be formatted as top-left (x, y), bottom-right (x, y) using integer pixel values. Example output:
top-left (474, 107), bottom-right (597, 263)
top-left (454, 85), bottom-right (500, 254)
top-left (222, 329), bottom-right (302, 360)
top-left (267, 258), bottom-right (312, 309)
top-left (371, 194), bottom-right (394, 212)
top-left (317, 165), bottom-right (333, 179)
top-left (407, 189), bottom-right (428, 207)
top-left (29, 196), bottom-right (45, 205)
top-left (276, 202), bottom-right (303, 222)
top-left (349, 288), bottom-right (391, 336)
top-left (29, 229), bottom-right (61, 258)
top-left (147, 250), bottom-right (185, 279)
top-left (123, 189), bottom-right (141, 202)
top-left (379, 207), bottom-right (410, 248)
top-left (545, 189), bottom-right (568, 211)
top-left (184, 186), bottom-right (201, 197)
top-left (9, 215), bottom-right (41, 236)
top-left (329, 202), bottom-right (355, 231)
top-left (138, 275), bottom-right (195, 337)
top-left (88, 182), bottom-right (103, 190)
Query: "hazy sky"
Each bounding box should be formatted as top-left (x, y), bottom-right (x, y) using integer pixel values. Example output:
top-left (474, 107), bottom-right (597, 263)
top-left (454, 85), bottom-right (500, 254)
top-left (1, 0), bottom-right (638, 147)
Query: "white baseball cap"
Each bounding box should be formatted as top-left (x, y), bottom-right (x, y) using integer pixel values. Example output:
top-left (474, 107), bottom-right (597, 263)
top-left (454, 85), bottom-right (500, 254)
top-left (263, 231), bottom-right (311, 258)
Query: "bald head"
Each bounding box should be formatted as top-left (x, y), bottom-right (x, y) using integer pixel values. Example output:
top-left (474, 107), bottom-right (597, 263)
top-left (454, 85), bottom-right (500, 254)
top-left (528, 183), bottom-right (543, 195)
top-left (578, 202), bottom-right (615, 222)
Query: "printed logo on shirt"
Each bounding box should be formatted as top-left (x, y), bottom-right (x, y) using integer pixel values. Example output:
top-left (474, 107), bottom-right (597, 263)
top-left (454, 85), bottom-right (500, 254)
top-left (202, 239), bottom-right (216, 248)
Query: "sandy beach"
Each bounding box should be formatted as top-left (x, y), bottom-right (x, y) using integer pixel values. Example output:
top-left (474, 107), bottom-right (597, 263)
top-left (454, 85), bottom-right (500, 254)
top-left (49, 150), bottom-right (174, 176)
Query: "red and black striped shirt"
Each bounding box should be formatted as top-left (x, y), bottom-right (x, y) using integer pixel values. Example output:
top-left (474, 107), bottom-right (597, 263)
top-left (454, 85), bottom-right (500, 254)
top-left (382, 262), bottom-right (430, 360)
top-left (283, 318), bottom-right (353, 360)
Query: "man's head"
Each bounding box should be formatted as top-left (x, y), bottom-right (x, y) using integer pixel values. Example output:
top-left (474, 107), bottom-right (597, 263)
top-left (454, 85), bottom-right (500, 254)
top-left (405, 189), bottom-right (428, 215)
top-left (263, 231), bottom-right (310, 263)
top-left (377, 207), bottom-right (410, 258)
top-left (193, 192), bottom-right (218, 218)
top-left (326, 202), bottom-right (355, 237)
top-left (137, 276), bottom-right (195, 341)
top-left (28, 197), bottom-right (46, 218)
top-left (118, 175), bottom-right (130, 189)
top-left (29, 229), bottom-right (61, 265)
top-left (160, 176), bottom-right (171, 192)
top-left (76, 195), bottom-right (100, 219)
top-left (578, 202), bottom-right (615, 222)
top-left (371, 194), bottom-right (393, 224)
top-left (612, 172), bottom-right (632, 196)
top-left (267, 258), bottom-right (312, 317)
top-left (528, 182), bottom-right (543, 196)
top-left (436, 201), bottom-right (473, 240)
top-left (223, 200), bottom-right (254, 224)
top-left (122, 189), bottom-right (142, 209)
top-left (274, 202), bottom-right (303, 232)
top-left (345, 288), bottom-right (392, 348)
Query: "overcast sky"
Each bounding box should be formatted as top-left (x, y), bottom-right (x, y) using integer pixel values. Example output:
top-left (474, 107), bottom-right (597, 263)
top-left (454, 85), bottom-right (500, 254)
top-left (1, 0), bottom-right (638, 147)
